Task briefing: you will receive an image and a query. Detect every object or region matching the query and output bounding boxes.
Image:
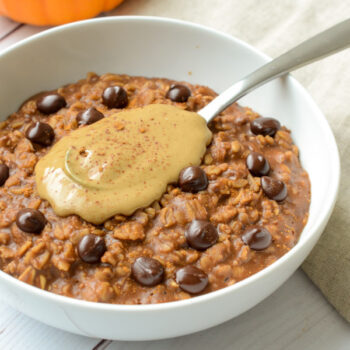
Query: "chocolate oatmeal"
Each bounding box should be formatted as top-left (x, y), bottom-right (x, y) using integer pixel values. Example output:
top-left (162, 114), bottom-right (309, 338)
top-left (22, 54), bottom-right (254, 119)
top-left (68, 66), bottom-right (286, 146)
top-left (0, 73), bottom-right (310, 304)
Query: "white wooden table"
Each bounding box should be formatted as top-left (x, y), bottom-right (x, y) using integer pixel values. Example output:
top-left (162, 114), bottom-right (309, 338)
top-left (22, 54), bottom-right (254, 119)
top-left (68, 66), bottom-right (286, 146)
top-left (0, 271), bottom-right (349, 350)
top-left (1, 5), bottom-right (349, 349)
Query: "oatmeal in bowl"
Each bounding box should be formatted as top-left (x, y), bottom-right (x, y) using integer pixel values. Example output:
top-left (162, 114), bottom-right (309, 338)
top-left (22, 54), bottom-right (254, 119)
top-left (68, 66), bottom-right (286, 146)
top-left (0, 17), bottom-right (338, 340)
top-left (0, 72), bottom-right (310, 304)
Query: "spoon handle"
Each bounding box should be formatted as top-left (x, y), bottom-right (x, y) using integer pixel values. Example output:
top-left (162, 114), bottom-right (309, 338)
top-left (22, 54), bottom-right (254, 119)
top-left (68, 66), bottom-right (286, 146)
top-left (199, 18), bottom-right (350, 122)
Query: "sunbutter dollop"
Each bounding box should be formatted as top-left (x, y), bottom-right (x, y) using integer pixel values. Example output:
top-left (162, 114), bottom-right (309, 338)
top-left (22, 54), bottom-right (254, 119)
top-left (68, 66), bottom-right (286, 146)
top-left (35, 104), bottom-right (212, 224)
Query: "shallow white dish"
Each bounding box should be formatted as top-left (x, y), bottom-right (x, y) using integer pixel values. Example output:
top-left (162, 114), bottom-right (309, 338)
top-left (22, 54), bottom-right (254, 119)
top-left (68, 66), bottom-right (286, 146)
top-left (0, 16), bottom-right (340, 340)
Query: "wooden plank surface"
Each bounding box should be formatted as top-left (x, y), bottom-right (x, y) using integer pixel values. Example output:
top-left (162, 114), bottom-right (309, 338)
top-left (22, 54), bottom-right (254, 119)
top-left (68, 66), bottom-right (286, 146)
top-left (0, 271), bottom-right (350, 350)
top-left (0, 21), bottom-right (47, 51)
top-left (0, 17), bottom-right (23, 41)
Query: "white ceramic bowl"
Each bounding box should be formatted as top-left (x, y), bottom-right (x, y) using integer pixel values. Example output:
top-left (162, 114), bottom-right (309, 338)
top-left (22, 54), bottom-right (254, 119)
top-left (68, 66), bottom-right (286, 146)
top-left (0, 17), bottom-right (339, 340)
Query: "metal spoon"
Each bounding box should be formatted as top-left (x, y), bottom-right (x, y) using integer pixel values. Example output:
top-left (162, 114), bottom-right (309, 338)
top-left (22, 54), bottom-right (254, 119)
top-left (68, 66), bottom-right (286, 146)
top-left (199, 18), bottom-right (350, 122)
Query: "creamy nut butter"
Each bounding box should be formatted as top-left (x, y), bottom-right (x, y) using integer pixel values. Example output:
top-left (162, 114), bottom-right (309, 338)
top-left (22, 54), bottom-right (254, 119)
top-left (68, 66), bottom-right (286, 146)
top-left (35, 104), bottom-right (212, 224)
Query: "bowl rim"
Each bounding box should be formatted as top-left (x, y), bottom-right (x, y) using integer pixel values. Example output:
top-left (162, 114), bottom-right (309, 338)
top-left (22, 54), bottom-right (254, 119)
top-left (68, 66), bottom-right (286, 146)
top-left (0, 15), bottom-right (340, 312)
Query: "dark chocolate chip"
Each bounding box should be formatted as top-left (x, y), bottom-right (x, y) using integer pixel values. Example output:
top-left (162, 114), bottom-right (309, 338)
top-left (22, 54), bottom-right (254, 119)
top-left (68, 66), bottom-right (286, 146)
top-left (37, 93), bottom-right (66, 114)
top-left (166, 84), bottom-right (191, 102)
top-left (77, 107), bottom-right (104, 125)
top-left (176, 266), bottom-right (208, 294)
top-left (242, 226), bottom-right (272, 251)
top-left (179, 166), bottom-right (208, 193)
top-left (131, 257), bottom-right (164, 287)
top-left (261, 176), bottom-right (287, 202)
top-left (77, 234), bottom-right (106, 264)
top-left (246, 152), bottom-right (270, 177)
top-left (102, 86), bottom-right (128, 109)
top-left (0, 164), bottom-right (9, 186)
top-left (185, 220), bottom-right (218, 250)
top-left (25, 122), bottom-right (55, 146)
top-left (250, 117), bottom-right (281, 137)
top-left (16, 208), bottom-right (47, 234)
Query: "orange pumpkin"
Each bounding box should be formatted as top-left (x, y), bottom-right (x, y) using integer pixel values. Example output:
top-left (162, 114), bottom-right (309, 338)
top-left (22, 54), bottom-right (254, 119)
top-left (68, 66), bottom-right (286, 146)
top-left (0, 0), bottom-right (124, 26)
